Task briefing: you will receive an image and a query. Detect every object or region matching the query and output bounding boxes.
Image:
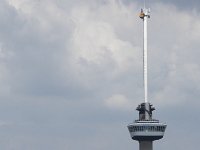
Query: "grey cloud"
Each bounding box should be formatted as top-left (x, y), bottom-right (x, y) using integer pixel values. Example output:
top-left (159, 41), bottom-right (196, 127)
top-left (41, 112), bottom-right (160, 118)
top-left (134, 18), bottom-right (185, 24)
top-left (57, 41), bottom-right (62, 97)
top-left (124, 0), bottom-right (200, 10)
top-left (156, 0), bottom-right (200, 9)
top-left (0, 0), bottom-right (199, 150)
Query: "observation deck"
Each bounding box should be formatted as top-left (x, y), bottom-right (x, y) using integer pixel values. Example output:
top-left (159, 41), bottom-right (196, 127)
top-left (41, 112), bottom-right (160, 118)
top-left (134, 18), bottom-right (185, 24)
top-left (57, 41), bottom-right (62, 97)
top-left (128, 103), bottom-right (166, 141)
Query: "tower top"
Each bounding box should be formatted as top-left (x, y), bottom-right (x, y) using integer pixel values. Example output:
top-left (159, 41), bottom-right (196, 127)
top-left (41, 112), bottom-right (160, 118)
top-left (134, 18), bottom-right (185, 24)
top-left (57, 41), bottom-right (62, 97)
top-left (139, 8), bottom-right (150, 19)
top-left (127, 2), bottom-right (167, 149)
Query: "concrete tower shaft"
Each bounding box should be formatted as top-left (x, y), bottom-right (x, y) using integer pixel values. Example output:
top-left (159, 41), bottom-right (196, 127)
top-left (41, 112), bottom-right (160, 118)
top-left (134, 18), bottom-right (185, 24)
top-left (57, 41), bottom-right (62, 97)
top-left (140, 141), bottom-right (152, 150)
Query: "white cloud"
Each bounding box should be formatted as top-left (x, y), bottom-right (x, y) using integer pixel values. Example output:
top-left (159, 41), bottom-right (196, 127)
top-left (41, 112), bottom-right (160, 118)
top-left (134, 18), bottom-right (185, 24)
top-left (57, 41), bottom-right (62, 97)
top-left (104, 94), bottom-right (132, 110)
top-left (0, 0), bottom-right (200, 150)
top-left (146, 4), bottom-right (200, 107)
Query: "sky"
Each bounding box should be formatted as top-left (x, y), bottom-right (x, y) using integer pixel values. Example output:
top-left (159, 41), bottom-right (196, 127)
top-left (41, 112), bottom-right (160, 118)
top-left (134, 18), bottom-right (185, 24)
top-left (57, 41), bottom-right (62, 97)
top-left (0, 0), bottom-right (200, 150)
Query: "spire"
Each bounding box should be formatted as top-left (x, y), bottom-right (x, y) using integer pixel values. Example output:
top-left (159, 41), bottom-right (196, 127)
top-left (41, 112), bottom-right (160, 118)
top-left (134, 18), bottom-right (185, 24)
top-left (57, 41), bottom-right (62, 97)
top-left (139, 8), bottom-right (150, 103)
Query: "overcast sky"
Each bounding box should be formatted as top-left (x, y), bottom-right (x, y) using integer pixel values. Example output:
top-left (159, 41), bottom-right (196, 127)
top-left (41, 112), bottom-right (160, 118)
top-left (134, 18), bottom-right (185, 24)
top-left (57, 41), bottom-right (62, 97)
top-left (0, 0), bottom-right (200, 150)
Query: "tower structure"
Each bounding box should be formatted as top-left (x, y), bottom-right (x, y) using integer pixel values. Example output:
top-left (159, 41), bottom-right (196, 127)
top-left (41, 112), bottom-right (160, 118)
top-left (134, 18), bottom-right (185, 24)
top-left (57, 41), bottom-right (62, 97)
top-left (127, 3), bottom-right (167, 150)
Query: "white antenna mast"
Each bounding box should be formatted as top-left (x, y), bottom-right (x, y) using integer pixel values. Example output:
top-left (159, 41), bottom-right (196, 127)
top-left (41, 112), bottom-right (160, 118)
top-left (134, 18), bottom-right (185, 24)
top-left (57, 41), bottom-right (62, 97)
top-left (144, 0), bottom-right (146, 8)
top-left (139, 1), bottom-right (150, 103)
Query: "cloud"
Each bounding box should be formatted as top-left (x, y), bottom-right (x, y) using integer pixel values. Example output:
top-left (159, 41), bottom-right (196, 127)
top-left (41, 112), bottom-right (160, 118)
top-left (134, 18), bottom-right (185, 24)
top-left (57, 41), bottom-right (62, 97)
top-left (64, 2), bottom-right (141, 91)
top-left (146, 3), bottom-right (200, 107)
top-left (157, 0), bottom-right (200, 10)
top-left (0, 0), bottom-right (199, 150)
top-left (104, 94), bottom-right (131, 110)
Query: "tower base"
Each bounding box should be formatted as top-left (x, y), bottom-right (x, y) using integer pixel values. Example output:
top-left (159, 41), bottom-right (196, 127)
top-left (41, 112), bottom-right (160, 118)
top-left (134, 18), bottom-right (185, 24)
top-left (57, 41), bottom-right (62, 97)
top-left (139, 141), bottom-right (152, 150)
